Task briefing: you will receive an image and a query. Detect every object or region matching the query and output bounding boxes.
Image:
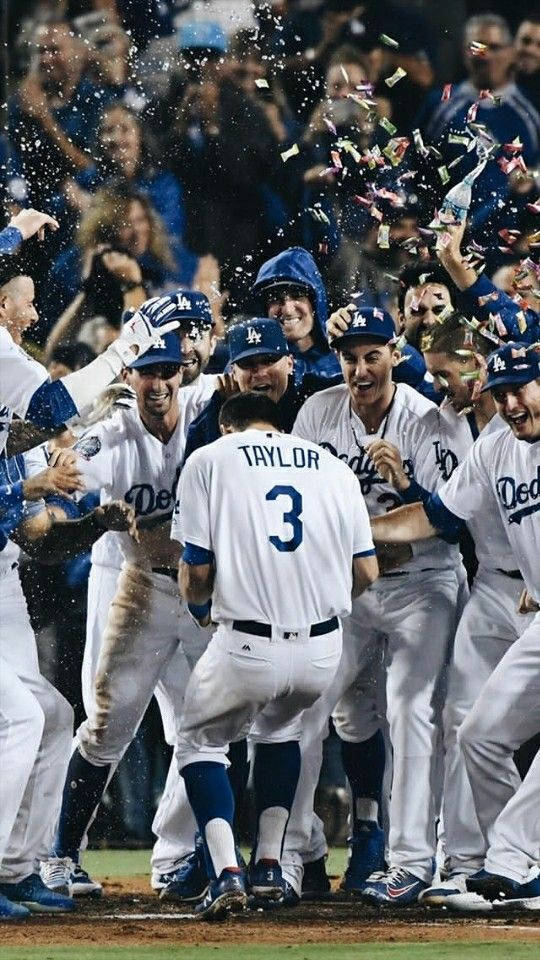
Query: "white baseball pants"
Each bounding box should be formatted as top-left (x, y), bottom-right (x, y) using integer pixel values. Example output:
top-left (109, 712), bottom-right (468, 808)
top-left (283, 569), bottom-right (460, 888)
top-left (0, 565), bottom-right (73, 882)
top-left (459, 611), bottom-right (540, 883)
top-left (175, 621), bottom-right (342, 770)
top-left (442, 568), bottom-right (534, 875)
top-left (82, 561), bottom-right (209, 874)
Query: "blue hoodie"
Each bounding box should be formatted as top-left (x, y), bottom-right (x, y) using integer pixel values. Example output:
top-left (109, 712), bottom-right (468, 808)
top-left (252, 247), bottom-right (341, 384)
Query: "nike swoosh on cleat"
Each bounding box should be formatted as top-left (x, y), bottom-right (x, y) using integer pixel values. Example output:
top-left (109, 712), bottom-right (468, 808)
top-left (387, 882), bottom-right (419, 898)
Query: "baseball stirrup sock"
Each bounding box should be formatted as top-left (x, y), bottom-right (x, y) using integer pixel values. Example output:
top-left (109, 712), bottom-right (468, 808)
top-left (53, 749), bottom-right (112, 859)
top-left (227, 738), bottom-right (250, 808)
top-left (182, 761), bottom-right (236, 879)
top-left (253, 741), bottom-right (301, 861)
top-left (340, 730), bottom-right (385, 825)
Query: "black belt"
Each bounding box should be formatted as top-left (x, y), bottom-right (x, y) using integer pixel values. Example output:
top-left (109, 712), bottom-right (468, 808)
top-left (232, 616), bottom-right (339, 639)
top-left (152, 566), bottom-right (177, 581)
top-left (381, 567), bottom-right (437, 578)
top-left (496, 569), bottom-right (523, 580)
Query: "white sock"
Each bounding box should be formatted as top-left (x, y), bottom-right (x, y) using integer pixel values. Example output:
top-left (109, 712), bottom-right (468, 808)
top-left (355, 798), bottom-right (378, 822)
top-left (255, 806), bottom-right (289, 863)
top-left (204, 818), bottom-right (238, 878)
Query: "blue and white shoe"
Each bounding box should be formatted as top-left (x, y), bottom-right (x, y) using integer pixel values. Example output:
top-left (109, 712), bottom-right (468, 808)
top-left (158, 846), bottom-right (209, 904)
top-left (0, 892), bottom-right (30, 920)
top-left (195, 868), bottom-right (247, 920)
top-left (341, 820), bottom-right (385, 893)
top-left (361, 867), bottom-right (428, 906)
top-left (0, 874), bottom-right (76, 913)
top-left (248, 859), bottom-right (285, 901)
top-left (419, 872), bottom-right (471, 906)
top-left (41, 858), bottom-right (102, 898)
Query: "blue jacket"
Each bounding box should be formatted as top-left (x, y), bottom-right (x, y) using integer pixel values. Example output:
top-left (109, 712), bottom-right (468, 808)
top-left (460, 274), bottom-right (540, 345)
top-left (252, 247), bottom-right (341, 384)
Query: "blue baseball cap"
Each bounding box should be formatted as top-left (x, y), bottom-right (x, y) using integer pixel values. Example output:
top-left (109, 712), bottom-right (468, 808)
top-left (128, 329), bottom-right (183, 369)
top-left (330, 307), bottom-right (396, 348)
top-left (178, 21), bottom-right (228, 53)
top-left (482, 342), bottom-right (540, 393)
top-left (228, 318), bottom-right (289, 365)
top-left (137, 291), bottom-right (213, 332)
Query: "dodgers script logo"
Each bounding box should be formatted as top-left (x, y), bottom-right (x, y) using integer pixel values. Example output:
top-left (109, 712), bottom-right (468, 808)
top-left (319, 440), bottom-right (414, 495)
top-left (496, 466), bottom-right (540, 525)
top-left (125, 466), bottom-right (182, 517)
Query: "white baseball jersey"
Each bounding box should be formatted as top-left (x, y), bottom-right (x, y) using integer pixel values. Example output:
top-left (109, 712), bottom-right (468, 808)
top-left (438, 403), bottom-right (519, 573)
top-left (293, 382), bottom-right (460, 573)
top-left (0, 326), bottom-right (49, 454)
top-left (25, 375), bottom-right (216, 566)
top-left (439, 428), bottom-right (540, 598)
top-left (172, 428), bottom-right (374, 628)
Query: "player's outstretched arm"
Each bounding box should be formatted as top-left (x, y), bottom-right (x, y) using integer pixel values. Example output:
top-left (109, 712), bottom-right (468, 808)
top-left (14, 499), bottom-right (138, 563)
top-left (371, 502), bottom-right (437, 544)
top-left (352, 554), bottom-right (379, 598)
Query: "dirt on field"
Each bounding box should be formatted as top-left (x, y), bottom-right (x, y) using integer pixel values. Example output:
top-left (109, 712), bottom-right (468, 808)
top-left (4, 876), bottom-right (540, 948)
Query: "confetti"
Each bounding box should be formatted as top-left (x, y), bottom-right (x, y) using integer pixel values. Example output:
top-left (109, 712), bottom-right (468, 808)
top-left (330, 150), bottom-right (343, 169)
top-left (447, 156), bottom-right (464, 170)
top-left (379, 34), bottom-right (399, 49)
top-left (323, 116), bottom-right (337, 135)
top-left (340, 64), bottom-right (349, 83)
top-left (466, 101), bottom-right (479, 123)
top-left (441, 84), bottom-right (452, 101)
top-left (526, 199), bottom-right (540, 215)
top-left (469, 40), bottom-right (488, 56)
top-left (379, 116), bottom-right (397, 136)
top-left (498, 155), bottom-right (527, 175)
top-left (438, 166), bottom-right (450, 185)
top-left (377, 224), bottom-right (390, 248)
top-left (502, 138), bottom-right (523, 154)
top-left (281, 143), bottom-right (299, 162)
top-left (460, 370), bottom-right (482, 381)
top-left (517, 311), bottom-right (528, 334)
top-left (385, 68), bottom-right (407, 88)
top-left (255, 78), bottom-right (269, 89)
top-left (412, 128), bottom-right (429, 158)
top-left (490, 313), bottom-right (508, 337)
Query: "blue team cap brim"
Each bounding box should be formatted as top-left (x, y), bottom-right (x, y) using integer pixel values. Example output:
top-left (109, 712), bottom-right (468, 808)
top-left (230, 346), bottom-right (287, 365)
top-left (481, 370), bottom-right (538, 392)
top-left (129, 352), bottom-right (182, 369)
top-left (331, 331), bottom-right (393, 349)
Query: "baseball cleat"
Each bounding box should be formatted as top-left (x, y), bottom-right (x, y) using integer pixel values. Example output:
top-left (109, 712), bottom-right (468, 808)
top-left (360, 867), bottom-right (428, 906)
top-left (341, 820), bottom-right (385, 893)
top-left (0, 874), bottom-right (76, 913)
top-left (419, 872), bottom-right (472, 906)
top-left (0, 892), bottom-right (30, 920)
top-left (158, 847), bottom-right (209, 904)
top-left (302, 855), bottom-right (332, 900)
top-left (70, 863), bottom-right (103, 897)
top-left (194, 868), bottom-right (247, 920)
top-left (248, 859), bottom-right (285, 901)
top-left (40, 856), bottom-right (73, 897)
top-left (467, 870), bottom-right (540, 904)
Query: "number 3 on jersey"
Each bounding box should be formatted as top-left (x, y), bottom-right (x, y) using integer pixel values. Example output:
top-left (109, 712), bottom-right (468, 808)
top-left (266, 485), bottom-right (303, 552)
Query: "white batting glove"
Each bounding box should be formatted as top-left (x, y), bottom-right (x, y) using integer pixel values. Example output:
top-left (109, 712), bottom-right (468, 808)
top-left (102, 313), bottom-right (180, 374)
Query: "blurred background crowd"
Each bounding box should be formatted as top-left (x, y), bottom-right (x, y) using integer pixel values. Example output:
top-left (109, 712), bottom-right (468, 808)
top-left (2, 0), bottom-right (539, 847)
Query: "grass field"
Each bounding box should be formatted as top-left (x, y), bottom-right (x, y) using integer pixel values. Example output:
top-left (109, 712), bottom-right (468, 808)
top-left (2, 944), bottom-right (539, 960)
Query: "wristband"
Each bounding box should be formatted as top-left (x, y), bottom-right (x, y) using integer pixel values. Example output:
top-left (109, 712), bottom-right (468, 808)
top-left (188, 601), bottom-right (211, 619)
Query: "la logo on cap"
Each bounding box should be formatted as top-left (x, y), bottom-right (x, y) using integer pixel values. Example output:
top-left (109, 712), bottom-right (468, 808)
top-left (351, 312), bottom-right (367, 328)
top-left (177, 294), bottom-right (192, 311)
top-left (493, 355), bottom-right (506, 372)
top-left (246, 326), bottom-right (262, 344)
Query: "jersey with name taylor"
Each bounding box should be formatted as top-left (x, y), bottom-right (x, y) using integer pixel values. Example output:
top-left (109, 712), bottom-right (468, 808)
top-left (72, 374), bottom-right (216, 565)
top-left (293, 381), bottom-right (460, 574)
top-left (172, 429), bottom-right (374, 628)
top-left (439, 427), bottom-right (540, 597)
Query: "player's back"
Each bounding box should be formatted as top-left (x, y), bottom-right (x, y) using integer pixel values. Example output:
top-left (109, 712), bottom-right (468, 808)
top-left (184, 429), bottom-right (366, 629)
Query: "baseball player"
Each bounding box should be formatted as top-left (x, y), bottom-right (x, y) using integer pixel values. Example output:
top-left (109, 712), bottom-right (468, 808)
top-left (369, 341), bottom-right (540, 908)
top-left (171, 390), bottom-right (378, 918)
top-left (407, 314), bottom-right (536, 907)
top-left (284, 306), bottom-right (466, 905)
top-left (0, 447), bottom-right (136, 920)
top-left (40, 294), bottom-right (218, 898)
